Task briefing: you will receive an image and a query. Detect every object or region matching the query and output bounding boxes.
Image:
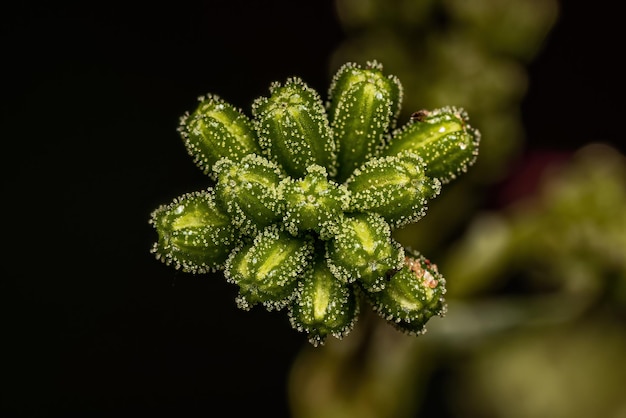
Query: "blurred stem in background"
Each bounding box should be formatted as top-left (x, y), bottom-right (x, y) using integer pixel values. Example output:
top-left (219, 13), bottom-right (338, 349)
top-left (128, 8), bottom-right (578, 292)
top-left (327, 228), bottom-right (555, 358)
top-left (288, 1), bottom-right (626, 417)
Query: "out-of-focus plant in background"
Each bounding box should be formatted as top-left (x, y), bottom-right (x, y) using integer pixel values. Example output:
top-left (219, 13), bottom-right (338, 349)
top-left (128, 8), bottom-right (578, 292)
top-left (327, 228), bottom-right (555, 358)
top-left (288, 1), bottom-right (626, 417)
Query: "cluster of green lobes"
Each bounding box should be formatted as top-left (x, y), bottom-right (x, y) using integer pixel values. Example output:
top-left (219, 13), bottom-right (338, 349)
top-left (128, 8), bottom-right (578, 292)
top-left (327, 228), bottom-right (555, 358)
top-left (149, 60), bottom-right (480, 346)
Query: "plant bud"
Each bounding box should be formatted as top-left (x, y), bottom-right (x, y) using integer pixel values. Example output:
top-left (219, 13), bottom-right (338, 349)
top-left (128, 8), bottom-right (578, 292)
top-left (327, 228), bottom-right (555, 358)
top-left (345, 151), bottom-right (441, 229)
top-left (281, 164), bottom-right (350, 239)
top-left (326, 213), bottom-right (404, 292)
top-left (213, 154), bottom-right (285, 236)
top-left (288, 259), bottom-right (359, 347)
top-left (327, 60), bottom-right (403, 182)
top-left (382, 106), bottom-right (480, 184)
top-left (366, 250), bottom-right (447, 335)
top-left (149, 189), bottom-right (239, 273)
top-left (224, 225), bottom-right (314, 311)
top-left (178, 94), bottom-right (261, 180)
top-left (252, 77), bottom-right (336, 178)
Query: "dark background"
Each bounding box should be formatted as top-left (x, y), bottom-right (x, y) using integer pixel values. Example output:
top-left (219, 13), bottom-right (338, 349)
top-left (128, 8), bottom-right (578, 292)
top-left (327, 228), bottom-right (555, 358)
top-left (2, 1), bottom-right (624, 417)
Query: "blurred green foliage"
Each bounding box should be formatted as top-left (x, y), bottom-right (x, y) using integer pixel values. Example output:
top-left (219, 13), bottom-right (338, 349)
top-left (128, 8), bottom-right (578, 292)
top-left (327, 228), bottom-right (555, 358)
top-left (288, 1), bottom-right (626, 417)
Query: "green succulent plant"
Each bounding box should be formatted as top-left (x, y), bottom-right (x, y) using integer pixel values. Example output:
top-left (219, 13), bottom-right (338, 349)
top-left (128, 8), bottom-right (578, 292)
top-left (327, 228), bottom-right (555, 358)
top-left (149, 60), bottom-right (480, 346)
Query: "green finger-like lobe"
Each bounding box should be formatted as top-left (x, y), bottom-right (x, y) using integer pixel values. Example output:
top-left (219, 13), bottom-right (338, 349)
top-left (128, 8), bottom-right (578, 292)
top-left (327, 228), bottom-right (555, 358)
top-left (345, 151), bottom-right (441, 229)
top-left (281, 165), bottom-right (350, 239)
top-left (288, 258), bottom-right (359, 347)
top-left (178, 94), bottom-right (261, 180)
top-left (224, 225), bottom-right (314, 311)
top-left (213, 154), bottom-right (285, 236)
top-left (382, 107), bottom-right (480, 184)
top-left (149, 189), bottom-right (239, 273)
top-left (252, 77), bottom-right (337, 179)
top-left (366, 250), bottom-right (447, 336)
top-left (327, 60), bottom-right (403, 182)
top-left (326, 213), bottom-right (404, 292)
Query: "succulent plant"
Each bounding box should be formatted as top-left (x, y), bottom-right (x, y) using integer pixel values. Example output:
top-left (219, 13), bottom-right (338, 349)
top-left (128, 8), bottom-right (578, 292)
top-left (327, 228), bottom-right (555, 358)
top-left (149, 60), bottom-right (480, 346)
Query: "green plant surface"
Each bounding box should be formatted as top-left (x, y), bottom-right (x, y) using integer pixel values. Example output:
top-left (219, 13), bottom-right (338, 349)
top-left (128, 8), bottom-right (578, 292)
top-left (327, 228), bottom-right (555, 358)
top-left (149, 60), bottom-right (480, 346)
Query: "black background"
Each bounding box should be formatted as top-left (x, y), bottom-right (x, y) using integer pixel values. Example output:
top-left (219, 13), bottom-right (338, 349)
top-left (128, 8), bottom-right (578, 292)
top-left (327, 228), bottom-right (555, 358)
top-left (2, 1), bottom-right (624, 417)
